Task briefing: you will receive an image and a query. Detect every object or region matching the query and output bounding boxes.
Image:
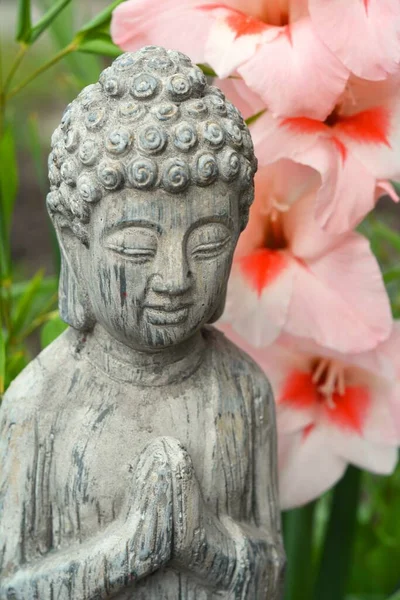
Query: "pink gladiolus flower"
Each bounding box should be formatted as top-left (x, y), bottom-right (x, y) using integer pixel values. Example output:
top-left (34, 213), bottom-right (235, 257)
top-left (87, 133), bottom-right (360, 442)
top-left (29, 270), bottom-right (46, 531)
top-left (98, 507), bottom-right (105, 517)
top-left (219, 326), bottom-right (400, 509)
top-left (221, 161), bottom-right (392, 353)
top-left (309, 0), bottom-right (400, 81)
top-left (111, 0), bottom-right (350, 119)
top-left (248, 76), bottom-right (400, 233)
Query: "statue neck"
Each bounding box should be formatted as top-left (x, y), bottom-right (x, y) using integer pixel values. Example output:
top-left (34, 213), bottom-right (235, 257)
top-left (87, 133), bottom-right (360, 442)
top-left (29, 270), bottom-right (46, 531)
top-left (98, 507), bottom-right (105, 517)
top-left (78, 324), bottom-right (207, 387)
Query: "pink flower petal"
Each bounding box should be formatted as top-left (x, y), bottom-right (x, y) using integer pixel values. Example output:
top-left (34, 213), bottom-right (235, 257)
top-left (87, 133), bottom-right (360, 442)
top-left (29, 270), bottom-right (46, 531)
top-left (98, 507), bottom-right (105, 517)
top-left (238, 16), bottom-right (349, 119)
top-left (216, 76), bottom-right (265, 120)
top-left (251, 111), bottom-right (321, 165)
top-left (312, 140), bottom-right (377, 233)
top-left (361, 383), bottom-right (400, 446)
top-left (285, 234), bottom-right (392, 353)
top-left (222, 253), bottom-right (295, 346)
top-left (111, 0), bottom-right (212, 62)
top-left (278, 428), bottom-right (347, 509)
top-left (309, 0), bottom-right (400, 81)
top-left (338, 102), bottom-right (400, 181)
top-left (327, 428), bottom-right (398, 474)
top-left (201, 4), bottom-right (274, 77)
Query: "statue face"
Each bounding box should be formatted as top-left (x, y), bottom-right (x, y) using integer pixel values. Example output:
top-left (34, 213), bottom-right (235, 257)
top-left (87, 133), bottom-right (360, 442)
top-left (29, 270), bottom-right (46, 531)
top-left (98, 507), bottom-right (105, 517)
top-left (84, 181), bottom-right (240, 350)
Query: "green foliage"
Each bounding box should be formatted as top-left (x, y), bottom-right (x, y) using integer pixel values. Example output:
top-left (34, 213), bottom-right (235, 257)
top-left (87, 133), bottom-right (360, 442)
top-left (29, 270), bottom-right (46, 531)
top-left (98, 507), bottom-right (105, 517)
top-left (16, 0), bottom-right (73, 44)
top-left (77, 0), bottom-right (125, 34)
top-left (16, 0), bottom-right (32, 43)
top-left (0, 126), bottom-right (18, 276)
top-left (40, 314), bottom-right (68, 349)
top-left (77, 32), bottom-right (122, 58)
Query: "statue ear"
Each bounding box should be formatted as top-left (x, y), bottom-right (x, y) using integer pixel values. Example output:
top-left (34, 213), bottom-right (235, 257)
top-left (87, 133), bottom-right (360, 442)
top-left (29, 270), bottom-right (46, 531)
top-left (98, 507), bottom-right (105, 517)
top-left (55, 223), bottom-right (96, 332)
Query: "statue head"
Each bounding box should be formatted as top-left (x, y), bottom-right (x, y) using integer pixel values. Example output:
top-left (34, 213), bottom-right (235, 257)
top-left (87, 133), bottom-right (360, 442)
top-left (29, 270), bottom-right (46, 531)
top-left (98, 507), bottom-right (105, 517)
top-left (47, 46), bottom-right (257, 350)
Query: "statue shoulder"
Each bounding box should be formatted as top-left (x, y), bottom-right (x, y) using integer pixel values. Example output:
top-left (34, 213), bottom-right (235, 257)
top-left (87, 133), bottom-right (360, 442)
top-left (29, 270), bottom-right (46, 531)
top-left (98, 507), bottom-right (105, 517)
top-left (203, 326), bottom-right (274, 402)
top-left (0, 327), bottom-right (76, 423)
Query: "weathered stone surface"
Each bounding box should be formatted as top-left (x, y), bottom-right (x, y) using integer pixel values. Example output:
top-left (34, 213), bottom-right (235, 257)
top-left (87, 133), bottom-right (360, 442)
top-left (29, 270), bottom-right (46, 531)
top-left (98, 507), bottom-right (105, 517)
top-left (0, 47), bottom-right (285, 599)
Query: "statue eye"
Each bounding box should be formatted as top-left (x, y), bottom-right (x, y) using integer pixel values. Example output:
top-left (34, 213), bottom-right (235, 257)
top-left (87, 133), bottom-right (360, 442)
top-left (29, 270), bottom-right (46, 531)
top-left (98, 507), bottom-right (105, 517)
top-left (191, 236), bottom-right (231, 259)
top-left (189, 223), bottom-right (232, 260)
top-left (105, 227), bottom-right (157, 262)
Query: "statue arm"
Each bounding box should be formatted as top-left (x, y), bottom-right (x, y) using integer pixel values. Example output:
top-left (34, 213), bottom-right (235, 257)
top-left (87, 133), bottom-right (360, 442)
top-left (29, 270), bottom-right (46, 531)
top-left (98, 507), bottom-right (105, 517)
top-left (246, 381), bottom-right (286, 598)
top-left (0, 439), bottom-right (174, 600)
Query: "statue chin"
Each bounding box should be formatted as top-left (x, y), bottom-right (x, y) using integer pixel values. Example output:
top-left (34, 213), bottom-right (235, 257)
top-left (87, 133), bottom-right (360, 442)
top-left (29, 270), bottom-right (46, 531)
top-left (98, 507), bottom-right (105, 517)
top-left (0, 45), bottom-right (284, 600)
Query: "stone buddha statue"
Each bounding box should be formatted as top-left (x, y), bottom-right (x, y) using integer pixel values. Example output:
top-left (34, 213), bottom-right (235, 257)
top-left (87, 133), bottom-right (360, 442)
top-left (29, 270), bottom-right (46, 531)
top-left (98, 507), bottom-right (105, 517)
top-left (0, 47), bottom-right (285, 599)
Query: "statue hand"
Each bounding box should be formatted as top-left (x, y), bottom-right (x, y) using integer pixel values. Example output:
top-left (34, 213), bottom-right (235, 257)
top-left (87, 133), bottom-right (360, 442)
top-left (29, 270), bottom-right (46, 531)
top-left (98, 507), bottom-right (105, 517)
top-left (159, 436), bottom-right (205, 564)
top-left (221, 518), bottom-right (285, 600)
top-left (126, 437), bottom-right (174, 578)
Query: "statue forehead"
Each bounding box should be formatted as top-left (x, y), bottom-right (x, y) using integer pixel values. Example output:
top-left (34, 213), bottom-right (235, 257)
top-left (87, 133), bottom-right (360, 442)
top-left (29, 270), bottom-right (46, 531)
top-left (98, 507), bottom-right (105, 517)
top-left (92, 183), bottom-right (239, 232)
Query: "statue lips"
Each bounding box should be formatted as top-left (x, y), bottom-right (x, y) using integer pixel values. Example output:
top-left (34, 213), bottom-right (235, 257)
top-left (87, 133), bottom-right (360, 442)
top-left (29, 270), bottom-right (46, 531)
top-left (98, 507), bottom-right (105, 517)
top-left (144, 303), bottom-right (193, 325)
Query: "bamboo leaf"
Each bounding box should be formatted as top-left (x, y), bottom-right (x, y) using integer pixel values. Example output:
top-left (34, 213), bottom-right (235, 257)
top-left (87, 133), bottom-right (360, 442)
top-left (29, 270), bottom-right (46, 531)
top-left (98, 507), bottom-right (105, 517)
top-left (77, 33), bottom-right (122, 58)
top-left (0, 326), bottom-right (5, 396)
top-left (16, 0), bottom-right (32, 42)
top-left (40, 314), bottom-right (68, 348)
top-left (78, 0), bottom-right (125, 34)
top-left (246, 109), bottom-right (266, 126)
top-left (0, 127), bottom-right (18, 236)
top-left (11, 270), bottom-right (44, 337)
top-left (198, 63), bottom-right (217, 77)
top-left (29, 0), bottom-right (72, 43)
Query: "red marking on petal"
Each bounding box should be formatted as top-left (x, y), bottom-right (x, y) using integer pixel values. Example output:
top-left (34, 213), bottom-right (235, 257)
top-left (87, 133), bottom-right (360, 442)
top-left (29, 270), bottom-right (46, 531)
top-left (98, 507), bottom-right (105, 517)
top-left (332, 136), bottom-right (348, 164)
top-left (302, 423), bottom-right (315, 441)
top-left (198, 3), bottom-right (268, 38)
top-left (280, 370), bottom-right (371, 435)
top-left (239, 248), bottom-right (288, 296)
top-left (325, 386), bottom-right (371, 434)
top-left (363, 0), bottom-right (370, 13)
top-left (282, 117), bottom-right (326, 136)
top-left (335, 107), bottom-right (391, 147)
top-left (279, 371), bottom-right (318, 409)
top-left (283, 24), bottom-right (292, 45)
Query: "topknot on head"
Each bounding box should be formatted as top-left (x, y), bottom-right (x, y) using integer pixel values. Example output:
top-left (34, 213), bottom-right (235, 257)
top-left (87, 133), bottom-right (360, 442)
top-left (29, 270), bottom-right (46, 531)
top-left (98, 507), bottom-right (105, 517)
top-left (47, 46), bottom-right (257, 241)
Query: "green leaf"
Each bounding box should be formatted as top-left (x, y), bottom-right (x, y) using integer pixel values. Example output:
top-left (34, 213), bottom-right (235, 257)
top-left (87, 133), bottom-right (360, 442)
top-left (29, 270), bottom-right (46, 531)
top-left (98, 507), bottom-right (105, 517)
top-left (29, 0), bottom-right (72, 44)
top-left (11, 270), bottom-right (44, 337)
top-left (16, 0), bottom-right (32, 42)
top-left (387, 592), bottom-right (400, 600)
top-left (246, 109), bottom-right (266, 126)
top-left (383, 267), bottom-right (400, 285)
top-left (283, 502), bottom-right (317, 600)
top-left (313, 466), bottom-right (362, 600)
top-left (197, 63), bottom-right (218, 78)
top-left (40, 314), bottom-right (68, 349)
top-left (78, 0), bottom-right (125, 34)
top-left (0, 325), bottom-right (5, 396)
top-left (77, 32), bottom-right (122, 58)
top-left (373, 222), bottom-right (400, 255)
top-left (5, 350), bottom-right (28, 391)
top-left (0, 127), bottom-right (18, 236)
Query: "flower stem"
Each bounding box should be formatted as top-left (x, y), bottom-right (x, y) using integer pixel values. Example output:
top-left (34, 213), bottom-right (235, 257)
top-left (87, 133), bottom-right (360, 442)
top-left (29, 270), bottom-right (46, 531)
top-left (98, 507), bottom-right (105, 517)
top-left (6, 40), bottom-right (78, 100)
top-left (3, 43), bottom-right (28, 94)
top-left (283, 501), bottom-right (316, 600)
top-left (313, 466), bottom-right (362, 600)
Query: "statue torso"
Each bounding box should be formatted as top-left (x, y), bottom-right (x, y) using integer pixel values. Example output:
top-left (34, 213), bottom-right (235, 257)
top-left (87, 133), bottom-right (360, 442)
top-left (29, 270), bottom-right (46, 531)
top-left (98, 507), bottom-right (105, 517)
top-left (1, 327), bottom-right (264, 599)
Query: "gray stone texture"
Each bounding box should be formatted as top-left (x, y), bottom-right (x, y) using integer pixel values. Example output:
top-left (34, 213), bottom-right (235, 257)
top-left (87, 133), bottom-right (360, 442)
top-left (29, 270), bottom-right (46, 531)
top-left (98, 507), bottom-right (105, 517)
top-left (0, 47), bottom-right (285, 599)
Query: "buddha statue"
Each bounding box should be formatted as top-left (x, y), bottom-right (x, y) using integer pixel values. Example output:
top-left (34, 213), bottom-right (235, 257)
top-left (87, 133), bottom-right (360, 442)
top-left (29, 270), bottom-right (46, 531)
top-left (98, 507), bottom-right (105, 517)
top-left (0, 47), bottom-right (285, 599)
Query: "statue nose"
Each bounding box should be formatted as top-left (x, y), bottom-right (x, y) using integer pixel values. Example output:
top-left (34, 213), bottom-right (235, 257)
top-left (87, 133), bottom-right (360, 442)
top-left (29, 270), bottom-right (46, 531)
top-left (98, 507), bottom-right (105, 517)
top-left (151, 252), bottom-right (192, 295)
